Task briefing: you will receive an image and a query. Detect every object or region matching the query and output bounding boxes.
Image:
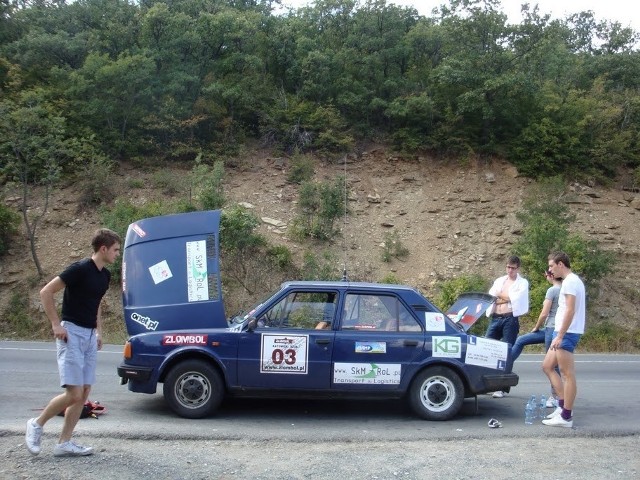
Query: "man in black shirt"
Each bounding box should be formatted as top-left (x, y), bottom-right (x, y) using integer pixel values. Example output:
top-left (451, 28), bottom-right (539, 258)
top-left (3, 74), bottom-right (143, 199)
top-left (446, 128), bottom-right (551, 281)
top-left (26, 228), bottom-right (120, 457)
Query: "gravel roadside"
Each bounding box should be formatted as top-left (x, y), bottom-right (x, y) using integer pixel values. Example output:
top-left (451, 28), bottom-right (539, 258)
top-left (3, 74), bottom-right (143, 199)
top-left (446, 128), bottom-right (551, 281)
top-left (2, 433), bottom-right (638, 479)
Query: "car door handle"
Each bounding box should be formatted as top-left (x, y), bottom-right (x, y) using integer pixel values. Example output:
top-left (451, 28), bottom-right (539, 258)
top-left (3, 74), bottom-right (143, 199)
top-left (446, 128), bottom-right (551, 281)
top-left (315, 338), bottom-right (331, 345)
top-left (403, 340), bottom-right (419, 346)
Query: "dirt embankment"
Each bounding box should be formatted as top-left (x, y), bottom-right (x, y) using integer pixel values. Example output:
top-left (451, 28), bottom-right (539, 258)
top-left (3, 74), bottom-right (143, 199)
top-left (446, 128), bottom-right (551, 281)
top-left (1, 148), bottom-right (639, 341)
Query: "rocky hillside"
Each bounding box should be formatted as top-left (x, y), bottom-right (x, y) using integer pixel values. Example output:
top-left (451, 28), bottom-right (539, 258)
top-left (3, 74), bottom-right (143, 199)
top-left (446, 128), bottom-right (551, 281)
top-left (1, 147), bottom-right (639, 342)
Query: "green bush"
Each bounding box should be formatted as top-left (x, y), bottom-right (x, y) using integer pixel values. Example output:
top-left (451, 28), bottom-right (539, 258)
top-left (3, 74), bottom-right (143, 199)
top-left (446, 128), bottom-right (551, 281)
top-left (380, 273), bottom-right (401, 284)
top-left (1, 292), bottom-right (37, 338)
top-left (287, 154), bottom-right (315, 184)
top-left (513, 177), bottom-right (615, 319)
top-left (127, 178), bottom-right (145, 189)
top-left (291, 177), bottom-right (345, 241)
top-left (191, 158), bottom-right (225, 210)
top-left (0, 202), bottom-right (20, 256)
top-left (434, 274), bottom-right (488, 312)
top-left (79, 155), bottom-right (115, 206)
top-left (266, 245), bottom-right (294, 269)
top-left (300, 250), bottom-right (340, 281)
top-left (581, 321), bottom-right (640, 352)
top-left (152, 168), bottom-right (184, 195)
top-left (381, 230), bottom-right (409, 262)
top-left (220, 205), bottom-right (266, 255)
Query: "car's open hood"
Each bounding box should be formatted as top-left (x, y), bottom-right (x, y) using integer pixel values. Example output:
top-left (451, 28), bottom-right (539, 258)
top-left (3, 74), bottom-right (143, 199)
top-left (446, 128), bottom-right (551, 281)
top-left (445, 292), bottom-right (495, 332)
top-left (121, 210), bottom-right (227, 336)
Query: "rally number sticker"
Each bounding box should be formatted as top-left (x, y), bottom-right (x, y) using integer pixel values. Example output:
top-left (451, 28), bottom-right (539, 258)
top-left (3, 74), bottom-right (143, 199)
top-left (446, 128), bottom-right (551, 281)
top-left (260, 334), bottom-right (309, 374)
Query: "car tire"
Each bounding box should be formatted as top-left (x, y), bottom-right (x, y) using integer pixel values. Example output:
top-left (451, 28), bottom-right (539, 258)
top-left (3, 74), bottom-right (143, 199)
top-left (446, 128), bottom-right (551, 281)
top-left (408, 366), bottom-right (464, 421)
top-left (163, 359), bottom-right (224, 419)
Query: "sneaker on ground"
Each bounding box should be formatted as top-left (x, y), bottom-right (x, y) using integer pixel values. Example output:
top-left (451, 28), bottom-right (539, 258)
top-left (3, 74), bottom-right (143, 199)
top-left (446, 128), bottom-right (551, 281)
top-left (542, 415), bottom-right (573, 428)
top-left (545, 406), bottom-right (562, 419)
top-left (492, 391), bottom-right (506, 398)
top-left (53, 441), bottom-right (94, 457)
top-left (25, 418), bottom-right (43, 456)
top-left (545, 396), bottom-right (558, 408)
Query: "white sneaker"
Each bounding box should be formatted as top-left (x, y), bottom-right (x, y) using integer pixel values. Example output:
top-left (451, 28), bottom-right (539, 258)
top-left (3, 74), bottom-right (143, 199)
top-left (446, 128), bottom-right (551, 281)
top-left (25, 418), bottom-right (43, 455)
top-left (53, 441), bottom-right (94, 457)
top-left (545, 406), bottom-right (562, 419)
top-left (545, 396), bottom-right (557, 408)
top-left (492, 391), bottom-right (506, 398)
top-left (542, 414), bottom-right (573, 428)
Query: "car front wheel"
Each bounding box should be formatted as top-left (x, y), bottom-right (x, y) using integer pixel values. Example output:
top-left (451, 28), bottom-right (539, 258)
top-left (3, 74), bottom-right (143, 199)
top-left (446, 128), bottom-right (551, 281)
top-left (408, 366), bottom-right (464, 421)
top-left (163, 359), bottom-right (224, 419)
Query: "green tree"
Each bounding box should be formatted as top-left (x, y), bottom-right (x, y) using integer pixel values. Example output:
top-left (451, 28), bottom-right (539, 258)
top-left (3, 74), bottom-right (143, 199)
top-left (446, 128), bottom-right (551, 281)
top-left (0, 89), bottom-right (67, 277)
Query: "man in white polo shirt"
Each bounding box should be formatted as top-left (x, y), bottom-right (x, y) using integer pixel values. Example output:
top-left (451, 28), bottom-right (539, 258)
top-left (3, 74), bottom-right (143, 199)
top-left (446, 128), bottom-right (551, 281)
top-left (542, 251), bottom-right (586, 428)
top-left (486, 255), bottom-right (529, 398)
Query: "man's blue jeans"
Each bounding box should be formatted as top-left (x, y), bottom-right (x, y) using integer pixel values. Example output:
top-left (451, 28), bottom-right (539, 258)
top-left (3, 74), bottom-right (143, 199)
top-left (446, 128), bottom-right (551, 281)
top-left (511, 327), bottom-right (554, 361)
top-left (485, 314), bottom-right (519, 346)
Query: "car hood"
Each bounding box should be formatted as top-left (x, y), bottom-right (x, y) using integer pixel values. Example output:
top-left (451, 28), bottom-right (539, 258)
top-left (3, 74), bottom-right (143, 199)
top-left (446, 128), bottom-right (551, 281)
top-left (445, 292), bottom-right (495, 332)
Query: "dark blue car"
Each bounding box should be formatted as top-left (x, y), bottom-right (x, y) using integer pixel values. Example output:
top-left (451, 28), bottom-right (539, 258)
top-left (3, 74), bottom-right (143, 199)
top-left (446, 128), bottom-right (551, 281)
top-left (117, 211), bottom-right (518, 420)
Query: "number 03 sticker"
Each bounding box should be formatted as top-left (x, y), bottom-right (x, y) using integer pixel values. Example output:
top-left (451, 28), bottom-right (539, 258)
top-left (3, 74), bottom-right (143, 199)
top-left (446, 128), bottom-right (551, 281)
top-left (260, 334), bottom-right (309, 374)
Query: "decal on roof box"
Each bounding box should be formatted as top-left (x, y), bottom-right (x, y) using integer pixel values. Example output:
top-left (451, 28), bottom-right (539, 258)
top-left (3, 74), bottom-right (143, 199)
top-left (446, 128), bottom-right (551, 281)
top-left (132, 223), bottom-right (146, 237)
top-left (333, 363), bottom-right (401, 384)
top-left (465, 335), bottom-right (508, 370)
top-left (186, 240), bottom-right (209, 302)
top-left (149, 260), bottom-right (173, 285)
top-left (130, 312), bottom-right (159, 331)
top-left (355, 342), bottom-right (386, 353)
top-left (260, 334), bottom-right (309, 374)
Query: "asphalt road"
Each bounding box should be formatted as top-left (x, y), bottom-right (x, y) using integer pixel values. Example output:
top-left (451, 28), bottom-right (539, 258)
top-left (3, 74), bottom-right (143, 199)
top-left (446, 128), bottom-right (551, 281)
top-left (2, 340), bottom-right (639, 441)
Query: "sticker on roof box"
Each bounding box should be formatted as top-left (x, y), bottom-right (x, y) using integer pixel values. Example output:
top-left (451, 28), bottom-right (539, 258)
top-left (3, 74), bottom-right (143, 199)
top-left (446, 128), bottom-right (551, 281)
top-left (355, 342), bottom-right (386, 353)
top-left (333, 363), bottom-right (401, 384)
top-left (465, 335), bottom-right (508, 370)
top-left (149, 260), bottom-right (173, 285)
top-left (186, 240), bottom-right (209, 302)
top-left (132, 223), bottom-right (146, 237)
top-left (260, 334), bottom-right (309, 374)
top-left (130, 312), bottom-right (159, 331)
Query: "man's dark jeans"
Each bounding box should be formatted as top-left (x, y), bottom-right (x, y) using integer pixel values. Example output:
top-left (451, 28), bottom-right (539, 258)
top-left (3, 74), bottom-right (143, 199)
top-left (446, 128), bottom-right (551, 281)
top-left (485, 314), bottom-right (519, 346)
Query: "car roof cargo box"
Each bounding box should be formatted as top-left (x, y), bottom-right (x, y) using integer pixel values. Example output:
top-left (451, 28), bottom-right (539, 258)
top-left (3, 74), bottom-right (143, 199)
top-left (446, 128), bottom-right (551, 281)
top-left (445, 292), bottom-right (495, 332)
top-left (122, 210), bottom-right (226, 336)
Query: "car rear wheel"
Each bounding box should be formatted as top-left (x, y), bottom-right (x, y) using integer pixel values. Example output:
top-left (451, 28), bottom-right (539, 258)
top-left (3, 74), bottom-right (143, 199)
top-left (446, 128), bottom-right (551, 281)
top-left (163, 359), bottom-right (224, 419)
top-left (408, 366), bottom-right (464, 421)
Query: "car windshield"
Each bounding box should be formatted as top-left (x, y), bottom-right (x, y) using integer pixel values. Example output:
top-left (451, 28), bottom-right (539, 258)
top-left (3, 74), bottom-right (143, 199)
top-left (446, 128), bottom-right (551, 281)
top-left (228, 293), bottom-right (272, 325)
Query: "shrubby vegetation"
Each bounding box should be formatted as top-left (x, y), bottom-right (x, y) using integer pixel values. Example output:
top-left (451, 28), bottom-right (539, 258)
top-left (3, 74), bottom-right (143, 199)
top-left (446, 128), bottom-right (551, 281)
top-left (381, 230), bottom-right (409, 263)
top-left (1, 0), bottom-right (638, 182)
top-left (512, 177), bottom-right (615, 321)
top-left (0, 201), bottom-right (20, 256)
top-left (291, 177), bottom-right (345, 240)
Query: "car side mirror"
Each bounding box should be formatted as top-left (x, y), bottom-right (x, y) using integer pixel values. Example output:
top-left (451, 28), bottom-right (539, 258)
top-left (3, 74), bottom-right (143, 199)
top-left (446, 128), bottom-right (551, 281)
top-left (247, 317), bottom-right (258, 332)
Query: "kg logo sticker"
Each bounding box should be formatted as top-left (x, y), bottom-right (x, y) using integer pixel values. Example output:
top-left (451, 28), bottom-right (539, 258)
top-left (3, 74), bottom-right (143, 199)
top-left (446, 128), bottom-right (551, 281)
top-left (432, 336), bottom-right (462, 358)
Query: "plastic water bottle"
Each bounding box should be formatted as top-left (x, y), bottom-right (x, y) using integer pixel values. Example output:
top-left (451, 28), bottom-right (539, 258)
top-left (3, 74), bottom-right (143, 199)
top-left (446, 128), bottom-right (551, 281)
top-left (539, 395), bottom-right (547, 419)
top-left (524, 395), bottom-right (536, 424)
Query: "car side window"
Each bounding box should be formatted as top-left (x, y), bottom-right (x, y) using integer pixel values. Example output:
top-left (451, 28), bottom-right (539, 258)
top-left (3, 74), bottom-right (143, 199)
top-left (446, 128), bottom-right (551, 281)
top-left (257, 291), bottom-right (337, 330)
top-left (342, 293), bottom-right (421, 332)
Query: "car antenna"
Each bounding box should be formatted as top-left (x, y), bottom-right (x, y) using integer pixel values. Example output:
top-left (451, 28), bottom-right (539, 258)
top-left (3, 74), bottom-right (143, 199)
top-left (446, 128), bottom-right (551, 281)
top-left (341, 152), bottom-right (349, 282)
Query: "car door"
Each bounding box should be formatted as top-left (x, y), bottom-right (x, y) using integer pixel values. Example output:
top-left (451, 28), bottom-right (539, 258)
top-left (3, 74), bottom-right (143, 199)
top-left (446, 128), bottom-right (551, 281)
top-left (236, 289), bottom-right (338, 389)
top-left (331, 291), bottom-right (425, 391)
